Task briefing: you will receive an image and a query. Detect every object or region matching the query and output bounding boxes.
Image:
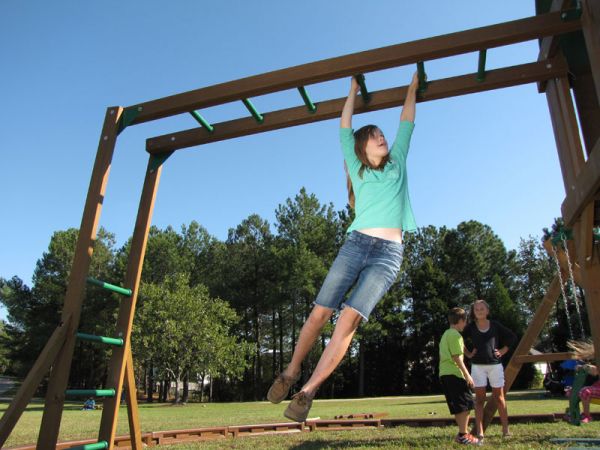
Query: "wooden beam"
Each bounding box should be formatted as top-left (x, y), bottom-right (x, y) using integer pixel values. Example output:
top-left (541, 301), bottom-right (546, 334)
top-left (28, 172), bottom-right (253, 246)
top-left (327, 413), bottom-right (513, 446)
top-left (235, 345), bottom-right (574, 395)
top-left (513, 352), bottom-right (576, 363)
top-left (37, 107), bottom-right (124, 450)
top-left (98, 154), bottom-right (163, 449)
top-left (479, 275), bottom-right (562, 432)
top-left (146, 58), bottom-right (568, 154)
top-left (130, 11), bottom-right (580, 125)
top-left (562, 137), bottom-right (600, 226)
top-left (0, 316), bottom-right (71, 447)
top-left (581, 0), bottom-right (600, 107)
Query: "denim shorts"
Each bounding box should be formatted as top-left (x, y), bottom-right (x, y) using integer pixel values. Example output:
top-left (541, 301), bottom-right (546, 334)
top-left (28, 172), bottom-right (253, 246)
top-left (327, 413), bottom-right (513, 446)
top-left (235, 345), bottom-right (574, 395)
top-left (314, 231), bottom-right (404, 320)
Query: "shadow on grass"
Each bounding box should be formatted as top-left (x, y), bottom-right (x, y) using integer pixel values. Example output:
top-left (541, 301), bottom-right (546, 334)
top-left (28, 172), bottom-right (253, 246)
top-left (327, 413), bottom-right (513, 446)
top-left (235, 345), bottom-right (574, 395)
top-left (289, 436), bottom-right (443, 449)
top-left (388, 399), bottom-right (446, 407)
top-left (286, 426), bottom-right (562, 449)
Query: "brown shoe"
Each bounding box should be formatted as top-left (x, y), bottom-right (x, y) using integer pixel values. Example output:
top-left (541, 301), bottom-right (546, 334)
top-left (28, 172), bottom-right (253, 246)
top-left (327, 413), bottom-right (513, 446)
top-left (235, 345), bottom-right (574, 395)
top-left (267, 372), bottom-right (299, 404)
top-left (284, 391), bottom-right (313, 422)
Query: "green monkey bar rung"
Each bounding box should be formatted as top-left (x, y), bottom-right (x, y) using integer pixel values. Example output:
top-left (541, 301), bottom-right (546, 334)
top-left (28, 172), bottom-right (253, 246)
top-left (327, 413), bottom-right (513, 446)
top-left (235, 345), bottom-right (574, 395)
top-left (477, 49), bottom-right (487, 82)
top-left (76, 332), bottom-right (124, 347)
top-left (190, 110), bottom-right (214, 132)
top-left (86, 277), bottom-right (132, 297)
top-left (354, 74), bottom-right (371, 103)
top-left (70, 442), bottom-right (109, 450)
top-left (297, 86), bottom-right (317, 113)
top-left (242, 98), bottom-right (264, 123)
top-left (417, 62), bottom-right (428, 93)
top-left (65, 389), bottom-right (116, 397)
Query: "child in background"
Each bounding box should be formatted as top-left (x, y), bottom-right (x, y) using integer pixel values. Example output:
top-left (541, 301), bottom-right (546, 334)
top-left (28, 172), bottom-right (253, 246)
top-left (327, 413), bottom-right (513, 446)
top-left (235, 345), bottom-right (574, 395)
top-left (568, 340), bottom-right (600, 423)
top-left (439, 307), bottom-right (479, 445)
top-left (82, 397), bottom-right (95, 411)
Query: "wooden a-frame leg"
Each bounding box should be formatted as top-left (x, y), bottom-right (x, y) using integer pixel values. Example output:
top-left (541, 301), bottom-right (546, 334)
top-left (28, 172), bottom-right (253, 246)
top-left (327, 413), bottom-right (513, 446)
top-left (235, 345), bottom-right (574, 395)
top-left (0, 316), bottom-right (71, 447)
top-left (98, 155), bottom-right (164, 450)
top-left (124, 349), bottom-right (143, 450)
top-left (36, 107), bottom-right (123, 449)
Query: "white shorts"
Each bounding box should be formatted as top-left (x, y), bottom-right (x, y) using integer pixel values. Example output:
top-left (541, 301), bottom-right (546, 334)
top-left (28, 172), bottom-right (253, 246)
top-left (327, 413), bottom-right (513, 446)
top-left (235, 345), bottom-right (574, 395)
top-left (471, 363), bottom-right (505, 388)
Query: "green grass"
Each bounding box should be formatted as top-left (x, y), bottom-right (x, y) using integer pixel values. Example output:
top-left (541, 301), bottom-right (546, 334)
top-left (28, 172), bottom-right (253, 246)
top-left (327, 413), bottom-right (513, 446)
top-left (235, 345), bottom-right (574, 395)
top-left (2, 390), bottom-right (599, 448)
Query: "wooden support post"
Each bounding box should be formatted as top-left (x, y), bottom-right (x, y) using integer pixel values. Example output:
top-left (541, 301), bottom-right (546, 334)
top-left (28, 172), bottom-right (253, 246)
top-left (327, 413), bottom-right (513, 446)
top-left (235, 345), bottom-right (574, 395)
top-left (0, 316), bottom-right (71, 447)
top-left (545, 75), bottom-right (586, 192)
top-left (574, 204), bottom-right (600, 369)
top-left (479, 276), bottom-right (562, 432)
top-left (581, 0), bottom-right (600, 107)
top-left (124, 349), bottom-right (143, 450)
top-left (562, 138), bottom-right (600, 226)
top-left (571, 72), bottom-right (600, 156)
top-left (98, 154), bottom-right (164, 450)
top-left (36, 107), bottom-right (123, 450)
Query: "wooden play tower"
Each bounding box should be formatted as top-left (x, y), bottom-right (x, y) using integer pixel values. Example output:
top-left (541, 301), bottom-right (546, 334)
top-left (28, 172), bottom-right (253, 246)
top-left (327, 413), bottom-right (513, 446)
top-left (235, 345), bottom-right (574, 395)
top-left (0, 0), bottom-right (599, 448)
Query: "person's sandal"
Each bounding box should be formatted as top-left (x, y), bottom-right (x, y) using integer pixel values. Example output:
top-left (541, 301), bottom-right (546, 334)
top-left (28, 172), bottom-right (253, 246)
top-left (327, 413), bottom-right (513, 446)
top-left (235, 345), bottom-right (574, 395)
top-left (267, 372), bottom-right (299, 404)
top-left (284, 391), bottom-right (313, 422)
top-left (455, 433), bottom-right (480, 445)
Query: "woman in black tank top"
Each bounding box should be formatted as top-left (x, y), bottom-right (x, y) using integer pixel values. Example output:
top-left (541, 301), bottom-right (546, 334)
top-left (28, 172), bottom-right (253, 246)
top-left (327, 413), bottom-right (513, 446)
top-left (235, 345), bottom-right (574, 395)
top-left (463, 299), bottom-right (516, 440)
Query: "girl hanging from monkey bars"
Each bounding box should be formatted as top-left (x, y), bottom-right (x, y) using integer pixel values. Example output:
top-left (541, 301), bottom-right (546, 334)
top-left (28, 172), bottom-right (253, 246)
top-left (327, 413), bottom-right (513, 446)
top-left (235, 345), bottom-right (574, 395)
top-left (267, 71), bottom-right (420, 422)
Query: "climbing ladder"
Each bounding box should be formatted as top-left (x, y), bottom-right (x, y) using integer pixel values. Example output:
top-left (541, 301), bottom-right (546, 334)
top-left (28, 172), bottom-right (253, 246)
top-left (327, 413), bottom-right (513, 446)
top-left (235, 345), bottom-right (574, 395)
top-left (0, 1), bottom-right (599, 448)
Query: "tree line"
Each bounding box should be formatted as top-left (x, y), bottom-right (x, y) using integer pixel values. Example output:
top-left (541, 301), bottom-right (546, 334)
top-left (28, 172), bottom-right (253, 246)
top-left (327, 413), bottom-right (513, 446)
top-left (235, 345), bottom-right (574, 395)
top-left (0, 188), bottom-right (589, 402)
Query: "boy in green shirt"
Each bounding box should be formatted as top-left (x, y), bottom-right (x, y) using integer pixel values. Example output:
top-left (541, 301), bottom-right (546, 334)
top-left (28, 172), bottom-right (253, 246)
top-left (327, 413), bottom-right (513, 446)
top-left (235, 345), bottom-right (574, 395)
top-left (439, 307), bottom-right (479, 445)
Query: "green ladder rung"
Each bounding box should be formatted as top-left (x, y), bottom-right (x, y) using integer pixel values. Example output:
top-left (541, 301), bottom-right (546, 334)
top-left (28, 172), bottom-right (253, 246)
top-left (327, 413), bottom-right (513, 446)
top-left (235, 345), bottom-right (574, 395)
top-left (76, 332), bottom-right (123, 347)
top-left (65, 389), bottom-right (116, 397)
top-left (70, 442), bottom-right (109, 450)
top-left (86, 277), bottom-right (132, 296)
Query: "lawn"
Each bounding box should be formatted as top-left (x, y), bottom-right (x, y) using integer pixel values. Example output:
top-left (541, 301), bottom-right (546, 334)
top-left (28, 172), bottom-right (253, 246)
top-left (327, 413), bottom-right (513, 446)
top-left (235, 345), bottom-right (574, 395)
top-left (2, 390), bottom-right (599, 448)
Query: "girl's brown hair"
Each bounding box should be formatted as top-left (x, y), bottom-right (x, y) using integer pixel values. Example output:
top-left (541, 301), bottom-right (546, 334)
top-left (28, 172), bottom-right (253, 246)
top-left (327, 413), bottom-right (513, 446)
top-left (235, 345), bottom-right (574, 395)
top-left (345, 125), bottom-right (390, 208)
top-left (567, 340), bottom-right (595, 360)
top-left (469, 299), bottom-right (490, 323)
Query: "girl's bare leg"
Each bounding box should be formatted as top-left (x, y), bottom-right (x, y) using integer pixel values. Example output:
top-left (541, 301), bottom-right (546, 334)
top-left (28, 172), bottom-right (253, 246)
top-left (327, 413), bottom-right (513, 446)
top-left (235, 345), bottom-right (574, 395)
top-left (474, 387), bottom-right (486, 436)
top-left (282, 305), bottom-right (334, 378)
top-left (299, 307), bottom-right (363, 397)
top-left (492, 387), bottom-right (509, 435)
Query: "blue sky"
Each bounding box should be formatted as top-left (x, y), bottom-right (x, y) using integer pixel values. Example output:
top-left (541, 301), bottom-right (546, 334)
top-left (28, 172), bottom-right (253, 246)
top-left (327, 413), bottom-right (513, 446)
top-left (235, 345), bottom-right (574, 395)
top-left (1, 1), bottom-right (566, 310)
